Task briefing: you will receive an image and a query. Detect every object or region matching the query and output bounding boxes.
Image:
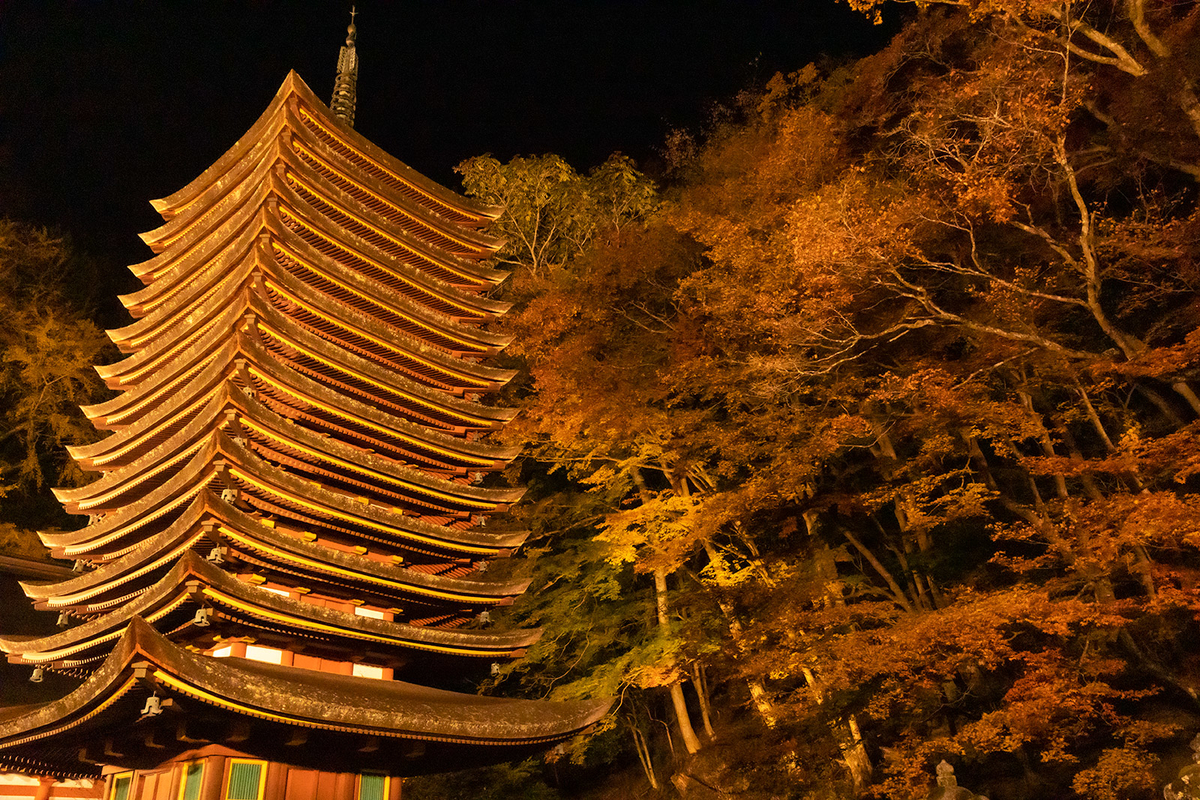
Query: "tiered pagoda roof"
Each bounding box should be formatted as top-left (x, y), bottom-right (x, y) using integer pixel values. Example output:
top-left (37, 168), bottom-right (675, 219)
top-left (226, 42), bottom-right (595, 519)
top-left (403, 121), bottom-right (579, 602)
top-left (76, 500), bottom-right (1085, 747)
top-left (0, 63), bottom-right (606, 789)
top-left (0, 619), bottom-right (603, 779)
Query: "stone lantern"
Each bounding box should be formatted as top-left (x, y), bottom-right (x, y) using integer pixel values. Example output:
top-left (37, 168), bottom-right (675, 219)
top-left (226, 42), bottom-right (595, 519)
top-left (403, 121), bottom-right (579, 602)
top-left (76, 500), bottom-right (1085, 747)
top-left (927, 761), bottom-right (989, 800)
top-left (1165, 734), bottom-right (1200, 800)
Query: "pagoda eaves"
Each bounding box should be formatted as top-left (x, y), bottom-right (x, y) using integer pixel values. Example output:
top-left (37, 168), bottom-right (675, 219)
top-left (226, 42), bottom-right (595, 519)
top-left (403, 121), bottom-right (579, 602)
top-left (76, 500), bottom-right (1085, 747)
top-left (0, 65), bottom-right (606, 793)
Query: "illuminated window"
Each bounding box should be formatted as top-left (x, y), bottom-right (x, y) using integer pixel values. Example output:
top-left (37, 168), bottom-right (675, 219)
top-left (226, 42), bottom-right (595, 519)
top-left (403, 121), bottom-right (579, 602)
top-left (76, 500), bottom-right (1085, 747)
top-left (358, 774), bottom-right (388, 800)
top-left (244, 645), bottom-right (284, 664)
top-left (109, 773), bottom-right (133, 800)
top-left (225, 759), bottom-right (266, 800)
top-left (352, 663), bottom-right (385, 679)
top-left (178, 761), bottom-right (204, 800)
top-left (354, 606), bottom-right (386, 619)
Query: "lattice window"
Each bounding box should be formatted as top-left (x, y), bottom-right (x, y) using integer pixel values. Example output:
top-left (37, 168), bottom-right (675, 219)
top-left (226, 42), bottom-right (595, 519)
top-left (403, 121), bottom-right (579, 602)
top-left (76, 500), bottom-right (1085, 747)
top-left (358, 774), bottom-right (388, 800)
top-left (225, 759), bottom-right (266, 800)
top-left (109, 773), bottom-right (133, 800)
top-left (178, 761), bottom-right (204, 800)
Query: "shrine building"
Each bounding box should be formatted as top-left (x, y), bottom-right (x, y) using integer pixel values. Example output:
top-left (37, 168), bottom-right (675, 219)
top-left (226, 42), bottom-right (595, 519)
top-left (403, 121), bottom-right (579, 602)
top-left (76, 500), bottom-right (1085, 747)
top-left (0, 17), bottom-right (608, 800)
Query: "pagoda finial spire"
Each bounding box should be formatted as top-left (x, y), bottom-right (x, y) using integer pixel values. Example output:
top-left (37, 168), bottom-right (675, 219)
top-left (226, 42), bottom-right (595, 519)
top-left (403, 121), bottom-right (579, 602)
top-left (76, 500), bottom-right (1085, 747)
top-left (331, 6), bottom-right (358, 127)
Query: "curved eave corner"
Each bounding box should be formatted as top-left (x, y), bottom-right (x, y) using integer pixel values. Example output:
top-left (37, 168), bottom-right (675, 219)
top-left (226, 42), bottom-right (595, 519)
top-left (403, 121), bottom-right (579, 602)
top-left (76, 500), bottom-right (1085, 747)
top-left (0, 618), bottom-right (612, 777)
top-left (149, 72), bottom-right (502, 226)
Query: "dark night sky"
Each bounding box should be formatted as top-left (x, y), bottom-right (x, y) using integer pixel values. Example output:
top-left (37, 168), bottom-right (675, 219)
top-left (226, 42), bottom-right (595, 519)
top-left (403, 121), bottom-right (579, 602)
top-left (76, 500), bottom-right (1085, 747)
top-left (0, 1), bottom-right (896, 314)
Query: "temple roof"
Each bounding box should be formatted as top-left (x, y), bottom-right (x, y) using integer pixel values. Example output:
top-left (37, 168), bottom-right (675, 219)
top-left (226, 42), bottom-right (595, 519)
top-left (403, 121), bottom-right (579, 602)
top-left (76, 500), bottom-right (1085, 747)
top-left (72, 337), bottom-right (517, 477)
top-left (132, 81), bottom-right (507, 297)
top-left (149, 118), bottom-right (504, 264)
top-left (116, 215), bottom-right (501, 370)
top-left (53, 403), bottom-right (515, 554)
top-left (35, 477), bottom-right (526, 583)
top-left (27, 490), bottom-right (528, 618)
top-left (149, 72), bottom-right (501, 230)
top-left (132, 192), bottom-right (511, 323)
top-left (105, 229), bottom-right (515, 394)
top-left (58, 383), bottom-right (521, 518)
top-left (2, 553), bottom-right (540, 674)
top-left (0, 619), bottom-right (609, 779)
top-left (0, 66), bottom-right (606, 781)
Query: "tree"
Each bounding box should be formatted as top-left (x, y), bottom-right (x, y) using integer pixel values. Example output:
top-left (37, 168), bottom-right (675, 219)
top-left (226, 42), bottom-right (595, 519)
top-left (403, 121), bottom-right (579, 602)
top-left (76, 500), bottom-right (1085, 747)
top-left (654, 11), bottom-right (1200, 795)
top-left (456, 152), bottom-right (657, 286)
top-left (843, 0), bottom-right (1200, 175)
top-left (0, 220), bottom-right (112, 533)
top-left (458, 8), bottom-right (1200, 796)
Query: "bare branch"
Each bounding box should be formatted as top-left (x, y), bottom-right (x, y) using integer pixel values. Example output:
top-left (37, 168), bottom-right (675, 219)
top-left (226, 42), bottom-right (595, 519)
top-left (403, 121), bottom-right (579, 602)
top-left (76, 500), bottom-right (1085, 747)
top-left (1124, 0), bottom-right (1169, 58)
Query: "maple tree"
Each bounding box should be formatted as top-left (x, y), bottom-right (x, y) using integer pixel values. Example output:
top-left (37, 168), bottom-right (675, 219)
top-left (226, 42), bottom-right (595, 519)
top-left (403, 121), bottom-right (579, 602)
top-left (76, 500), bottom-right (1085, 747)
top-left (2, 4), bottom-right (1196, 798)
top-left (455, 149), bottom-right (739, 776)
top-left (451, 5), bottom-right (1200, 799)
top-left (843, 0), bottom-right (1200, 174)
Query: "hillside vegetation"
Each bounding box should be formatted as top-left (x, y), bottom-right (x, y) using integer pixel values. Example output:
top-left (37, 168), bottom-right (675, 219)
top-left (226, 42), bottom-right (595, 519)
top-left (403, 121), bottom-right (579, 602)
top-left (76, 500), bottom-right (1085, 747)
top-left (427, 4), bottom-right (1200, 798)
top-left (4, 3), bottom-right (1200, 798)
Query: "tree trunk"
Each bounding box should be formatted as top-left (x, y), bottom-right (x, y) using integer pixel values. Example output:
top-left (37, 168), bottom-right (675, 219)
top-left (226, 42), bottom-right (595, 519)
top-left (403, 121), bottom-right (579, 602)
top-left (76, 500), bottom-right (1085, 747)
top-left (700, 541), bottom-right (780, 727)
top-left (963, 428), bottom-right (1200, 704)
top-left (839, 524), bottom-right (915, 613)
top-left (806, 515), bottom-right (845, 609)
top-left (691, 662), bottom-right (716, 741)
top-left (803, 668), bottom-right (873, 791)
top-left (867, 424), bottom-right (939, 595)
top-left (801, 511), bottom-right (873, 789)
top-left (630, 722), bottom-right (659, 789)
top-left (1172, 380), bottom-right (1200, 417)
top-left (1136, 383), bottom-right (1186, 427)
top-left (655, 567), bottom-right (702, 754)
top-left (1017, 387), bottom-right (1069, 499)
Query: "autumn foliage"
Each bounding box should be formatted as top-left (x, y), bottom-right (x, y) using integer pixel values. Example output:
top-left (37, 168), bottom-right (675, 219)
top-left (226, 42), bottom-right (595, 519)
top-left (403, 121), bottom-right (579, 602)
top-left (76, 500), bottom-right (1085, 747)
top-left (0, 221), bottom-right (112, 532)
top-left (1, 2), bottom-right (1198, 797)
top-left (450, 4), bottom-right (1200, 798)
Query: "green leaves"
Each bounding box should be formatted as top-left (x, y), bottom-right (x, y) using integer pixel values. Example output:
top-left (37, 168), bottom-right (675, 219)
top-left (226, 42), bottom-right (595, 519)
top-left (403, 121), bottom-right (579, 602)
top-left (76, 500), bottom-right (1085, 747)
top-left (456, 152), bottom-right (657, 285)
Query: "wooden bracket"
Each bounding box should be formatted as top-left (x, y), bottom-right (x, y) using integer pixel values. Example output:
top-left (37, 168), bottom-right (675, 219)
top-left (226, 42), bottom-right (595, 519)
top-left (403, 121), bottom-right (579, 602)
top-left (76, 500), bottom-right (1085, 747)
top-left (224, 721), bottom-right (252, 744)
top-left (175, 721), bottom-right (207, 745)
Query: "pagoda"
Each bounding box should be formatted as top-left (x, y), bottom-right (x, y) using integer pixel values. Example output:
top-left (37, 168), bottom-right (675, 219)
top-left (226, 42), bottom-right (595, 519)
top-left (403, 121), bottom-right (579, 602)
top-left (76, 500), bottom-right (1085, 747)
top-left (0, 18), bottom-right (607, 800)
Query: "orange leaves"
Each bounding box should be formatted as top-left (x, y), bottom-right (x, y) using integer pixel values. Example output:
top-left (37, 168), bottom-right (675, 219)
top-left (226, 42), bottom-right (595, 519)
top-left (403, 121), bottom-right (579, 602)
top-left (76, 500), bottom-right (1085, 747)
top-left (456, 153), bottom-right (658, 281)
top-left (597, 491), bottom-right (705, 574)
top-left (1072, 746), bottom-right (1160, 800)
top-left (1103, 331), bottom-right (1200, 382)
top-left (793, 589), bottom-right (1149, 792)
top-left (1090, 491), bottom-right (1200, 552)
top-left (950, 170), bottom-right (1020, 224)
top-left (754, 65), bottom-right (821, 115)
top-left (0, 221), bottom-right (113, 499)
top-left (456, 6), bottom-right (1200, 794)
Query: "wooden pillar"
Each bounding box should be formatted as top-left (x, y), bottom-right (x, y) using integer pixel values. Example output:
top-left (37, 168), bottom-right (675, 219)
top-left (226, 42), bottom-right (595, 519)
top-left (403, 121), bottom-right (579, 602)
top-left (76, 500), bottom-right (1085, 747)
top-left (263, 763), bottom-right (287, 800)
top-left (283, 768), bottom-right (317, 800)
top-left (314, 772), bottom-right (338, 800)
top-left (333, 772), bottom-right (355, 800)
top-left (157, 766), bottom-right (179, 800)
top-left (33, 777), bottom-right (55, 800)
top-left (201, 756), bottom-right (226, 800)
